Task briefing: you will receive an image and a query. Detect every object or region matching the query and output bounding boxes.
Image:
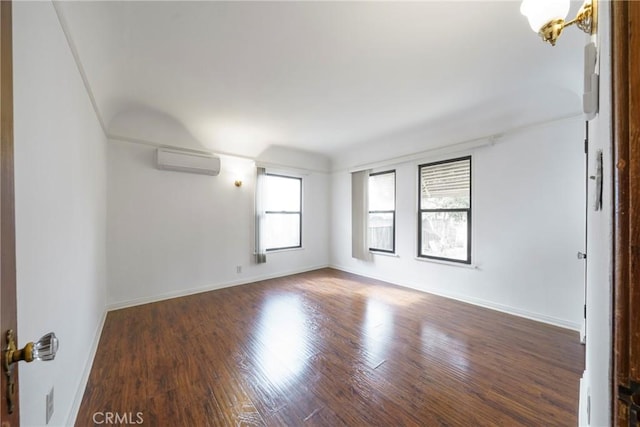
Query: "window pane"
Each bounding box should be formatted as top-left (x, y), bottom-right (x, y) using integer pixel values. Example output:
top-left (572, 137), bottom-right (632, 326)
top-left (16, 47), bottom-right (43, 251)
top-left (369, 172), bottom-right (395, 211)
top-left (420, 211), bottom-right (468, 261)
top-left (368, 212), bottom-right (393, 251)
top-left (420, 159), bottom-right (470, 209)
top-left (265, 213), bottom-right (300, 249)
top-left (265, 175), bottom-right (301, 212)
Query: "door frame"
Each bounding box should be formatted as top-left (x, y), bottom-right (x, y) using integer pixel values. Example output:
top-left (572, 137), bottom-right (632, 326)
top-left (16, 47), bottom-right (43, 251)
top-left (0, 0), bottom-right (20, 425)
top-left (612, 0), bottom-right (640, 425)
top-left (0, 0), bottom-right (636, 425)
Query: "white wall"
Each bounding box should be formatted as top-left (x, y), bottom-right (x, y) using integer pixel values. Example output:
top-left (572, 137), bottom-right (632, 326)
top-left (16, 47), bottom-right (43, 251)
top-left (13, 2), bottom-right (107, 426)
top-left (107, 141), bottom-right (330, 307)
top-left (9, 1), bottom-right (604, 425)
top-left (580, 1), bottom-right (613, 425)
top-left (331, 117), bottom-right (585, 329)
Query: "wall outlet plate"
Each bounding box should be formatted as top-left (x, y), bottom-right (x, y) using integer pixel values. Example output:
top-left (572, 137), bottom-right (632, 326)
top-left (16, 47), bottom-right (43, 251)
top-left (46, 387), bottom-right (54, 424)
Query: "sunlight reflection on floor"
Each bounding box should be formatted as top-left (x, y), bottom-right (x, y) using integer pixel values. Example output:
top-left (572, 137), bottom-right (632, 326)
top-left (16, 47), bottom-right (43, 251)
top-left (421, 323), bottom-right (470, 377)
top-left (255, 293), bottom-right (310, 387)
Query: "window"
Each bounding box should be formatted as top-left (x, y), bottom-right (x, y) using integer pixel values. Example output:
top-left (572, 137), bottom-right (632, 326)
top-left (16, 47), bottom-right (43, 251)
top-left (368, 170), bottom-right (396, 253)
top-left (264, 174), bottom-right (302, 251)
top-left (418, 156), bottom-right (471, 264)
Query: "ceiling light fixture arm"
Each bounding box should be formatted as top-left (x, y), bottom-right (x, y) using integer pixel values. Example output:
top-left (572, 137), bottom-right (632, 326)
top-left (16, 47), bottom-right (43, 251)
top-left (564, 0), bottom-right (594, 34)
top-left (537, 0), bottom-right (596, 46)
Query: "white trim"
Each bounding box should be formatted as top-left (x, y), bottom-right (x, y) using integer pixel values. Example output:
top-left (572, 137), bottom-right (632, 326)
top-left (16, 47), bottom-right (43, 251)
top-left (256, 162), bottom-right (322, 176)
top-left (67, 263), bottom-right (579, 426)
top-left (330, 264), bottom-right (582, 332)
top-left (66, 308), bottom-right (108, 426)
top-left (263, 168), bottom-right (306, 179)
top-left (578, 371), bottom-right (590, 426)
top-left (370, 251), bottom-right (399, 258)
top-left (53, 0), bottom-right (580, 178)
top-left (110, 134), bottom-right (214, 156)
top-left (108, 136), bottom-right (330, 174)
top-left (349, 136), bottom-right (495, 174)
top-left (107, 264), bottom-right (329, 311)
top-left (52, 1), bottom-right (108, 135)
top-left (52, 5), bottom-right (330, 175)
top-left (53, 0), bottom-right (578, 179)
top-left (266, 246), bottom-right (305, 254)
top-left (413, 256), bottom-right (478, 269)
top-left (342, 113), bottom-right (582, 174)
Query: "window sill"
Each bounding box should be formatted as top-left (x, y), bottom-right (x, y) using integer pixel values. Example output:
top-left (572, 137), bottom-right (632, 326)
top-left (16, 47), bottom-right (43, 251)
top-left (414, 256), bottom-right (478, 269)
top-left (369, 251), bottom-right (399, 258)
top-left (266, 247), bottom-right (305, 254)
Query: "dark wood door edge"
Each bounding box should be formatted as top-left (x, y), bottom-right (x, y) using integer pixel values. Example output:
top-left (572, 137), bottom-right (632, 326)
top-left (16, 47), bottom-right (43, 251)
top-left (0, 0), bottom-right (20, 425)
top-left (612, 1), bottom-right (640, 426)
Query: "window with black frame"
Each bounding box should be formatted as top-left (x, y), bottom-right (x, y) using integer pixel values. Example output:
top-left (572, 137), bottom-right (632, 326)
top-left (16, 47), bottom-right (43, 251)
top-left (418, 157), bottom-right (471, 264)
top-left (264, 174), bottom-right (302, 251)
top-left (368, 170), bottom-right (395, 253)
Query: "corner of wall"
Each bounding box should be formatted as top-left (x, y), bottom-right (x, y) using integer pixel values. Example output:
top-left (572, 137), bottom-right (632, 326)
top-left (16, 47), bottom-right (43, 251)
top-left (66, 308), bottom-right (108, 425)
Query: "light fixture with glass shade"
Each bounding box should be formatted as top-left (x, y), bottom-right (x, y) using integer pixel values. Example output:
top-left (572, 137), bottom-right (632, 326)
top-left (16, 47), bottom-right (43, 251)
top-left (521, 0), bottom-right (597, 46)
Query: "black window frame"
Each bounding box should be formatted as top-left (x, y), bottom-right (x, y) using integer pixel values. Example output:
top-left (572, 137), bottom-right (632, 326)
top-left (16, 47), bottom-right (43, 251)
top-left (418, 156), bottom-right (472, 264)
top-left (368, 170), bottom-right (396, 254)
top-left (264, 173), bottom-right (303, 252)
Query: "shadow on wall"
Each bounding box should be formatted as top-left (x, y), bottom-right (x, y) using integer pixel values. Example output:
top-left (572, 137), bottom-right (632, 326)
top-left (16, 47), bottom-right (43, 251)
top-left (108, 104), bottom-right (206, 151)
top-left (107, 106), bottom-right (331, 172)
top-left (332, 84), bottom-right (582, 170)
top-left (257, 145), bottom-right (331, 172)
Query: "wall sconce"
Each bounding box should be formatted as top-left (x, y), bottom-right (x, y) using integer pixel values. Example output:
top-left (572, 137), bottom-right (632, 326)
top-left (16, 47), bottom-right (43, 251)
top-left (234, 180), bottom-right (242, 187)
top-left (521, 0), bottom-right (596, 46)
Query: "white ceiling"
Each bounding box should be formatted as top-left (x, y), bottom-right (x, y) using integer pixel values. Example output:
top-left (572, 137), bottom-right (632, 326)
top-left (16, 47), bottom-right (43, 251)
top-left (56, 1), bottom-right (586, 161)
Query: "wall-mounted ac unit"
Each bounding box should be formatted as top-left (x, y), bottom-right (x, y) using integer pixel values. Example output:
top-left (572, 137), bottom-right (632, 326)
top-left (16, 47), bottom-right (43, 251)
top-left (156, 148), bottom-right (220, 176)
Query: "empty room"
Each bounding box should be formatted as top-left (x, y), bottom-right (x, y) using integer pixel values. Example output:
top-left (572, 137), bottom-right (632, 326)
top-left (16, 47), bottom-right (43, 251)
top-left (2, 0), bottom-right (638, 426)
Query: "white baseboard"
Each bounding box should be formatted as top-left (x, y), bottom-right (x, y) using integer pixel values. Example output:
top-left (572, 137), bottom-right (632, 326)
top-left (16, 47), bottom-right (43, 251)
top-left (67, 264), bottom-right (329, 424)
top-left (66, 308), bottom-right (108, 426)
top-left (68, 264), bottom-right (579, 426)
top-left (330, 264), bottom-right (582, 332)
top-left (107, 264), bottom-right (330, 311)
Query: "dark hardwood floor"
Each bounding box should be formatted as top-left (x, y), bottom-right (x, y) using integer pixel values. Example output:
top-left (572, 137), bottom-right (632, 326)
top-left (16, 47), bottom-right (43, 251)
top-left (76, 268), bottom-right (584, 426)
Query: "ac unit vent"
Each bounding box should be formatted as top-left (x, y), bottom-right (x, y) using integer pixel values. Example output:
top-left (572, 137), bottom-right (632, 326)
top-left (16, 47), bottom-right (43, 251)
top-left (156, 148), bottom-right (220, 176)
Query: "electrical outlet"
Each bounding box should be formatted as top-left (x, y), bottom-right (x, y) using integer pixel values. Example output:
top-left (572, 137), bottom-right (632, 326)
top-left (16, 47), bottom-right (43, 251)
top-left (46, 387), bottom-right (54, 424)
top-left (236, 265), bottom-right (242, 274)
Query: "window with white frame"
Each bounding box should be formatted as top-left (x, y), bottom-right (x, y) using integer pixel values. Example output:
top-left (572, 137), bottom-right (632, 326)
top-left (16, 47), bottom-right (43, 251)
top-left (264, 174), bottom-right (302, 251)
top-left (418, 156), bottom-right (471, 264)
top-left (368, 170), bottom-right (396, 253)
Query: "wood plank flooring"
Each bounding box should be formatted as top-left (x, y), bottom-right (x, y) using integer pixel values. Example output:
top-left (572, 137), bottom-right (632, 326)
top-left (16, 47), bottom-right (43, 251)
top-left (75, 268), bottom-right (584, 426)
